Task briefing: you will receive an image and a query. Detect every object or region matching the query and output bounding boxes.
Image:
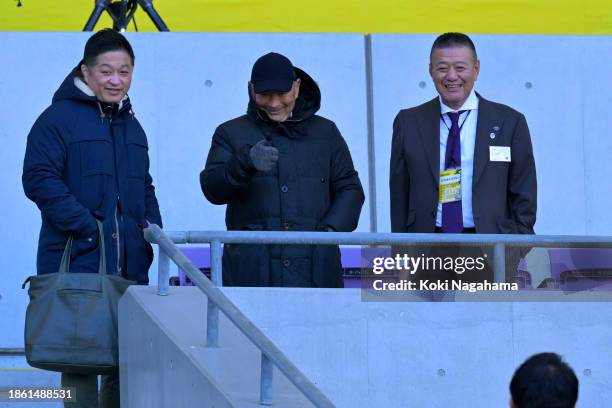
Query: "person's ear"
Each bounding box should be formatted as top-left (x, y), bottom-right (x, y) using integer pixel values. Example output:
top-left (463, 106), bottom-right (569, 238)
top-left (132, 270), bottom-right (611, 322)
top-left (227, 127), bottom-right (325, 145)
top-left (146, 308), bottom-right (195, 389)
top-left (293, 78), bottom-right (301, 98)
top-left (248, 81), bottom-right (256, 99)
top-left (81, 64), bottom-right (91, 83)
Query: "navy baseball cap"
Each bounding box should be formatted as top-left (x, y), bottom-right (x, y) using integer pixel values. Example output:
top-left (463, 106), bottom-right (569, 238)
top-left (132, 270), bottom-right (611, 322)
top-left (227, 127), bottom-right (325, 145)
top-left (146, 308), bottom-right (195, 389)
top-left (250, 52), bottom-right (296, 94)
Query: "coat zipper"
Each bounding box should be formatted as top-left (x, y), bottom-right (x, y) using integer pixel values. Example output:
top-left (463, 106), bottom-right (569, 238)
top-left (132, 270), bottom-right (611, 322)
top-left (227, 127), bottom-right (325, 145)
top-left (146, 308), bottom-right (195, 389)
top-left (107, 110), bottom-right (121, 275)
top-left (114, 200), bottom-right (121, 275)
top-left (101, 103), bottom-right (124, 275)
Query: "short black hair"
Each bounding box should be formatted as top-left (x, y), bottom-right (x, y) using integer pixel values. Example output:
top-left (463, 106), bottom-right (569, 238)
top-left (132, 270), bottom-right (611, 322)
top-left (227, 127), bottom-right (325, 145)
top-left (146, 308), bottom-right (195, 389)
top-left (430, 32), bottom-right (477, 61)
top-left (83, 28), bottom-right (135, 67)
top-left (510, 353), bottom-right (579, 408)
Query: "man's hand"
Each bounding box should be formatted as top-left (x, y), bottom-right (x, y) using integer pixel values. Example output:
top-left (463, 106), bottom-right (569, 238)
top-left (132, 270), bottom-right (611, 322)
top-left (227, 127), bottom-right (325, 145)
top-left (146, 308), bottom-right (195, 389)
top-left (249, 139), bottom-right (279, 172)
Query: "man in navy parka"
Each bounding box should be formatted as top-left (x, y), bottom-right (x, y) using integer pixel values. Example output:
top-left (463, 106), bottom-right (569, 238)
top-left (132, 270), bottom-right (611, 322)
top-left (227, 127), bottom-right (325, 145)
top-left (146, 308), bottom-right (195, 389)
top-left (22, 29), bottom-right (162, 406)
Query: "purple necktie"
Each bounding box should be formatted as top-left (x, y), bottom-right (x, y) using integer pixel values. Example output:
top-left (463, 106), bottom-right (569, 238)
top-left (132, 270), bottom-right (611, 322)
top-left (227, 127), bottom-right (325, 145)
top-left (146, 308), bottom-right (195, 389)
top-left (441, 111), bottom-right (465, 233)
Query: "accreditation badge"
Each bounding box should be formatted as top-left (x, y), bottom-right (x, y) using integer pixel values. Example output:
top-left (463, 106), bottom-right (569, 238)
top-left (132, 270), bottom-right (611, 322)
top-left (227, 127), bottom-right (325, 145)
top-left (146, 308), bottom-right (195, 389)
top-left (439, 168), bottom-right (461, 204)
top-left (489, 146), bottom-right (511, 162)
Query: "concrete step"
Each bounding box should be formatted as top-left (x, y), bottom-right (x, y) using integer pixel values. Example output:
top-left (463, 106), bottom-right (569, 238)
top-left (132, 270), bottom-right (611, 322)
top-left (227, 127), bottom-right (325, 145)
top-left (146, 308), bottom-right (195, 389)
top-left (119, 286), bottom-right (314, 407)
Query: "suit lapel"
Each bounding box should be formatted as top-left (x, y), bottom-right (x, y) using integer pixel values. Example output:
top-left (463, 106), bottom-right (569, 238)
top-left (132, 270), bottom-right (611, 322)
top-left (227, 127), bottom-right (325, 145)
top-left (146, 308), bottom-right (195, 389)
top-left (416, 97), bottom-right (441, 184)
top-left (473, 95), bottom-right (503, 187)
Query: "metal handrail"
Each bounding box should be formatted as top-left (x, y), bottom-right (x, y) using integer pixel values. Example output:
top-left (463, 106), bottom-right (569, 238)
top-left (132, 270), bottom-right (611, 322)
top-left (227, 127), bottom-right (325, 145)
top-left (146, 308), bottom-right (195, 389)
top-left (0, 348), bottom-right (25, 356)
top-left (146, 226), bottom-right (612, 407)
top-left (144, 225), bottom-right (335, 408)
top-left (164, 230), bottom-right (612, 247)
top-left (163, 230), bottom-right (612, 286)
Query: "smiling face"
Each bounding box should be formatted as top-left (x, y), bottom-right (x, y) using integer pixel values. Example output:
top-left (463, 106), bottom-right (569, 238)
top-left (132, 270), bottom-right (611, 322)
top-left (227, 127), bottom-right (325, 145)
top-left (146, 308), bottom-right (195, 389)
top-left (81, 50), bottom-right (133, 103)
top-left (429, 46), bottom-right (480, 110)
top-left (250, 79), bottom-right (301, 122)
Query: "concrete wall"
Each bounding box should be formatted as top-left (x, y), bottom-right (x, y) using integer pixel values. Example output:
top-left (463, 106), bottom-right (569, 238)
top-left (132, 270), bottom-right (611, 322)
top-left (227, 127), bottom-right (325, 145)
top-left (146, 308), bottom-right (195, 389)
top-left (121, 286), bottom-right (612, 407)
top-left (119, 286), bottom-right (313, 407)
top-left (1, 33), bottom-right (611, 351)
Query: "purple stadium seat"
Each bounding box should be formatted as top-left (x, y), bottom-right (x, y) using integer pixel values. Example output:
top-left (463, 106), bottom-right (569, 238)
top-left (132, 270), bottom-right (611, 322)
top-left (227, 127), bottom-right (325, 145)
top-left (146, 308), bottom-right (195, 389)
top-left (178, 246), bottom-right (212, 286)
top-left (177, 246), bottom-right (385, 288)
top-left (547, 248), bottom-right (612, 291)
top-left (340, 247), bottom-right (362, 288)
top-left (515, 258), bottom-right (533, 289)
top-left (176, 246), bottom-right (540, 289)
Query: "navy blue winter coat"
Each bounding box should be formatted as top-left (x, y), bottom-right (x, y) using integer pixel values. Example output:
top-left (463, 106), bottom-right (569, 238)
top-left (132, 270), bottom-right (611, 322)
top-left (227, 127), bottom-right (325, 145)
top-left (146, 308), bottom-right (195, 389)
top-left (22, 67), bottom-right (162, 284)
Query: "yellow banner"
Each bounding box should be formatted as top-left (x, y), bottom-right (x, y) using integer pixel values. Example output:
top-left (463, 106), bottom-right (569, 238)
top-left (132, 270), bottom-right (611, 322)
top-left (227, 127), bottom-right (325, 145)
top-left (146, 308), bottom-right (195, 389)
top-left (1, 0), bottom-right (611, 34)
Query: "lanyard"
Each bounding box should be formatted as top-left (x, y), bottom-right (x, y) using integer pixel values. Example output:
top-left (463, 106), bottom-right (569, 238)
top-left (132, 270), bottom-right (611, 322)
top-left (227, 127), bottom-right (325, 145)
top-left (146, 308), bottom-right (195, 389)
top-left (440, 110), bottom-right (471, 133)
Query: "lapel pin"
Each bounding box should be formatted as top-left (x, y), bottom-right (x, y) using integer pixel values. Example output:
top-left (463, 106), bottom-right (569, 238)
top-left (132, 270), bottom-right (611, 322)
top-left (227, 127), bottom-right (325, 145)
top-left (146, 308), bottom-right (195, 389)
top-left (489, 132), bottom-right (496, 139)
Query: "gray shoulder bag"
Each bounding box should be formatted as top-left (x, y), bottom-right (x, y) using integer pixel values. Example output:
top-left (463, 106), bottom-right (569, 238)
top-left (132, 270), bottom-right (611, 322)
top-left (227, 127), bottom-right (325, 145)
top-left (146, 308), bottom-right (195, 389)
top-left (22, 220), bottom-right (135, 374)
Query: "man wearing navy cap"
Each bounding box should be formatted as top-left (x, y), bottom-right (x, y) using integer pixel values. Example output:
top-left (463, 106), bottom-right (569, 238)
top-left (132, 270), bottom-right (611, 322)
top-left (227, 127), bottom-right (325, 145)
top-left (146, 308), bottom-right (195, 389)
top-left (200, 52), bottom-right (364, 287)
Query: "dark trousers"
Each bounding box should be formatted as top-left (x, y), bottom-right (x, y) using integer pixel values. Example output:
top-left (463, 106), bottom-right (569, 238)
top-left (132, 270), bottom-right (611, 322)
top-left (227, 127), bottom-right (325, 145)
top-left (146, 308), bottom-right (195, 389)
top-left (61, 372), bottom-right (119, 408)
top-left (393, 228), bottom-right (493, 284)
top-left (394, 227), bottom-right (523, 284)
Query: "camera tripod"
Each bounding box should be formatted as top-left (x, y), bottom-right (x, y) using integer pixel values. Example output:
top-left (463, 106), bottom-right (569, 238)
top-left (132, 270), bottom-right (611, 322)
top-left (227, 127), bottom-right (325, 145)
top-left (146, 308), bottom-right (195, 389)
top-left (83, 0), bottom-right (169, 32)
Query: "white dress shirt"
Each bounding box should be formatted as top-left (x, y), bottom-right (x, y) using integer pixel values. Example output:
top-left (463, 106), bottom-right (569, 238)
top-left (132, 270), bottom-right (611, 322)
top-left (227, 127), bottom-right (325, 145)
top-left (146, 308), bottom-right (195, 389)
top-left (436, 89), bottom-right (479, 228)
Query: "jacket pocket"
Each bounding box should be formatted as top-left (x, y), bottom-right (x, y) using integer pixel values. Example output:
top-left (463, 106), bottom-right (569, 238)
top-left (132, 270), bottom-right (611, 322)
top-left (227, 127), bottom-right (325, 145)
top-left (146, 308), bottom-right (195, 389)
top-left (68, 234), bottom-right (101, 274)
top-left (78, 136), bottom-right (113, 177)
top-left (497, 217), bottom-right (518, 234)
top-left (299, 176), bottom-right (330, 217)
top-left (125, 132), bottom-right (149, 179)
top-left (77, 136), bottom-right (112, 210)
top-left (405, 209), bottom-right (416, 228)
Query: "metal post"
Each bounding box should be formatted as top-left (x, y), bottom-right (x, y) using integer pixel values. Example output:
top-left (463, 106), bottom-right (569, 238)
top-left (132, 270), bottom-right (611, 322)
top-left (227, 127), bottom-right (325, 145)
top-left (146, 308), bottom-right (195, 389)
top-left (206, 239), bottom-right (222, 347)
top-left (260, 353), bottom-right (273, 406)
top-left (157, 249), bottom-right (170, 296)
top-left (364, 33), bottom-right (378, 233)
top-left (83, 0), bottom-right (109, 31)
top-left (493, 242), bottom-right (506, 283)
top-left (116, 0), bottom-right (129, 31)
top-left (211, 239), bottom-right (223, 286)
top-left (137, 0), bottom-right (170, 31)
top-left (206, 298), bottom-right (219, 348)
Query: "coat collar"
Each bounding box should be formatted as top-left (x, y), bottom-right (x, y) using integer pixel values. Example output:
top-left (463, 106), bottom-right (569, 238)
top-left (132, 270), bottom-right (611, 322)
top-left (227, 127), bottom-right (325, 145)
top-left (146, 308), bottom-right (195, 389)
top-left (416, 97), bottom-right (441, 184)
top-left (73, 77), bottom-right (127, 111)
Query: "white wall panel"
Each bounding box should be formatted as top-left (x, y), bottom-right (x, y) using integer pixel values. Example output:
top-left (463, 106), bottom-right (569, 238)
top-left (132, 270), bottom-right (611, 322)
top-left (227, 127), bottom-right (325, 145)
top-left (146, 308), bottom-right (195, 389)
top-left (581, 38), bottom-right (612, 235)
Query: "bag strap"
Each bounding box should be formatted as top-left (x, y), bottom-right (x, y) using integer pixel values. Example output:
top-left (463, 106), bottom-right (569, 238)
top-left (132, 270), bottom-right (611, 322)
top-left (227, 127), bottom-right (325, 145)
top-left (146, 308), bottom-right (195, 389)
top-left (58, 219), bottom-right (107, 275)
top-left (58, 236), bottom-right (74, 273)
